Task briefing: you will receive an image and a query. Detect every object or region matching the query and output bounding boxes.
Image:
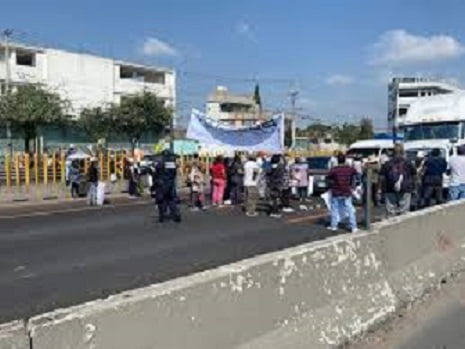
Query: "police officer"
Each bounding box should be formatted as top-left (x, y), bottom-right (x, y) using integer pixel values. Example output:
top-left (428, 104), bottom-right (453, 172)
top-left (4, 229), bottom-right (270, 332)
top-left (153, 149), bottom-right (181, 223)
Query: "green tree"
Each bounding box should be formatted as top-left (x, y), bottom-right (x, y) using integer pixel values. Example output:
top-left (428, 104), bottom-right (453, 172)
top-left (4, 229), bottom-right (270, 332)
top-left (79, 106), bottom-right (113, 143)
top-left (0, 84), bottom-right (68, 152)
top-left (111, 90), bottom-right (172, 149)
top-left (359, 117), bottom-right (374, 140)
top-left (335, 123), bottom-right (361, 146)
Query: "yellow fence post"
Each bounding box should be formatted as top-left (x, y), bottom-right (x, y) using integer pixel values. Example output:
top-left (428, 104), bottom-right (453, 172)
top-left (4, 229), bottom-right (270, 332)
top-left (24, 153), bottom-right (30, 187)
top-left (99, 152), bottom-right (104, 180)
top-left (34, 153), bottom-right (39, 186)
top-left (107, 151), bottom-right (111, 181)
top-left (5, 154), bottom-right (11, 190)
top-left (84, 158), bottom-right (89, 176)
top-left (43, 154), bottom-right (48, 185)
top-left (14, 153), bottom-right (20, 187)
top-left (52, 152), bottom-right (57, 185)
top-left (61, 152), bottom-right (66, 184)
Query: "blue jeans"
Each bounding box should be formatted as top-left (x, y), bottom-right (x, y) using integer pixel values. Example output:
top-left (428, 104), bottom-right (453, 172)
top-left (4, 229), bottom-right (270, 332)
top-left (449, 184), bottom-right (465, 201)
top-left (330, 196), bottom-right (357, 231)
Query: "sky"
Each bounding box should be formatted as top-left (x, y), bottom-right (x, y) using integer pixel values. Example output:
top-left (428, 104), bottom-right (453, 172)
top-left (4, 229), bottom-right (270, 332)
top-left (2, 0), bottom-right (465, 130)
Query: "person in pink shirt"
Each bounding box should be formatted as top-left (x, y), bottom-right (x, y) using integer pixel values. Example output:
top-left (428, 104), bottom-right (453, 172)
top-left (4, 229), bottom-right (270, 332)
top-left (210, 156), bottom-right (227, 206)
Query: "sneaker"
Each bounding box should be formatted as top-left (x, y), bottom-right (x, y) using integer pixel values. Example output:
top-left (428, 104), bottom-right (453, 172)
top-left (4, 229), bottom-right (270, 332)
top-left (190, 207), bottom-right (200, 212)
top-left (299, 205), bottom-right (308, 211)
top-left (351, 228), bottom-right (359, 233)
top-left (270, 213), bottom-right (282, 218)
top-left (282, 207), bottom-right (294, 213)
top-left (327, 226), bottom-right (337, 231)
top-left (224, 200), bottom-right (232, 205)
top-left (246, 212), bottom-right (258, 217)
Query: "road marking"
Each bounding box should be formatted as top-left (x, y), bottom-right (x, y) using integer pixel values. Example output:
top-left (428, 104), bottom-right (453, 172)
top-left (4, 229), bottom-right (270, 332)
top-left (287, 211), bottom-right (328, 224)
top-left (0, 201), bottom-right (150, 220)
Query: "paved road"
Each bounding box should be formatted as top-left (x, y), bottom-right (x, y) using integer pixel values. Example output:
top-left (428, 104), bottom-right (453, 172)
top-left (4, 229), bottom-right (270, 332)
top-left (0, 199), bottom-right (354, 323)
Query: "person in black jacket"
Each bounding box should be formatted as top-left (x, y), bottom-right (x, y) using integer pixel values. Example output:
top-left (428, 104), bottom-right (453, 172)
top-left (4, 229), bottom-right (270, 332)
top-left (266, 154), bottom-right (284, 218)
top-left (153, 150), bottom-right (181, 223)
top-left (88, 158), bottom-right (99, 206)
top-left (228, 155), bottom-right (244, 205)
top-left (421, 148), bottom-right (447, 207)
top-left (379, 144), bottom-right (417, 217)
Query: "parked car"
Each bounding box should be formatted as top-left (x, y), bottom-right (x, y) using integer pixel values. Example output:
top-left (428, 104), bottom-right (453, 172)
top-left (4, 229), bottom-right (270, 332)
top-left (307, 156), bottom-right (332, 194)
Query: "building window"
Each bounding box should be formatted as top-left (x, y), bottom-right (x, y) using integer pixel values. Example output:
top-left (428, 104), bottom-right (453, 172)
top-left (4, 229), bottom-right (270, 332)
top-left (16, 49), bottom-right (36, 66)
top-left (220, 103), bottom-right (252, 113)
top-left (144, 71), bottom-right (165, 84)
top-left (119, 65), bottom-right (165, 84)
top-left (399, 107), bottom-right (408, 116)
top-left (399, 90), bottom-right (418, 98)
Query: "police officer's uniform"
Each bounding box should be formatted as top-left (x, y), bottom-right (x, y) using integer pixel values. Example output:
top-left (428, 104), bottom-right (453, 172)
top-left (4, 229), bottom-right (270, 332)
top-left (153, 150), bottom-right (181, 222)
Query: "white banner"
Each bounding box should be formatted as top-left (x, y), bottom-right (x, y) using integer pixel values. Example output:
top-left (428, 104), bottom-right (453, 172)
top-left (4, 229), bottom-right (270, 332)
top-left (186, 109), bottom-right (284, 153)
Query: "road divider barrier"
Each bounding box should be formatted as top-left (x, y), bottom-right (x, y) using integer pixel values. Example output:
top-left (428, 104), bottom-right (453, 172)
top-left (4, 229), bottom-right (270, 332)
top-left (2, 200), bottom-right (465, 348)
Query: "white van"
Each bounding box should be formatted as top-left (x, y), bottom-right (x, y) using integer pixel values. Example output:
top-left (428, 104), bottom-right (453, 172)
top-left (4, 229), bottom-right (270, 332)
top-left (347, 139), bottom-right (395, 163)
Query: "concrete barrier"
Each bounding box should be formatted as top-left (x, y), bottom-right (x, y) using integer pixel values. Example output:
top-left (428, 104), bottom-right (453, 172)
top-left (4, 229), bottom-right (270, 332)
top-left (0, 321), bottom-right (29, 349)
top-left (7, 201), bottom-right (465, 348)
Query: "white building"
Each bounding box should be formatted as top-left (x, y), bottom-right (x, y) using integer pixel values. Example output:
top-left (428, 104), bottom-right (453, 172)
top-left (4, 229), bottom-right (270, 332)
top-left (388, 77), bottom-right (460, 131)
top-left (206, 86), bottom-right (263, 127)
top-left (0, 42), bottom-right (176, 116)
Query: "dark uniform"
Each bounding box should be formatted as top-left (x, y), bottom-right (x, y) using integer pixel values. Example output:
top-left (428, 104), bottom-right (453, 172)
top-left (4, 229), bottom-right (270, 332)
top-left (153, 150), bottom-right (181, 223)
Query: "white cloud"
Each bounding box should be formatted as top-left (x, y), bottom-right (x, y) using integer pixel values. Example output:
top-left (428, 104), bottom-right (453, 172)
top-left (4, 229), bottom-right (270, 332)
top-left (235, 21), bottom-right (256, 42)
top-left (325, 74), bottom-right (355, 86)
top-left (369, 30), bottom-right (465, 66)
top-left (142, 37), bottom-right (178, 57)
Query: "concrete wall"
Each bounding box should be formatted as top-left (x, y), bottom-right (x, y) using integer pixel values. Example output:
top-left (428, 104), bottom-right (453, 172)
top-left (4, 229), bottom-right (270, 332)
top-left (0, 321), bottom-right (28, 349)
top-left (2, 201), bottom-right (465, 348)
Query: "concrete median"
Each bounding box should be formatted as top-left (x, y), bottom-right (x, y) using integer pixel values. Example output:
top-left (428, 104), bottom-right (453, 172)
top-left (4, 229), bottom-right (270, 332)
top-left (0, 321), bottom-right (29, 349)
top-left (6, 201), bottom-right (465, 348)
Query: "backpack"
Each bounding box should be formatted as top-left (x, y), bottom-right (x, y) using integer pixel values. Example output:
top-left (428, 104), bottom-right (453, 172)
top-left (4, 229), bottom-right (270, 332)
top-left (386, 160), bottom-right (408, 193)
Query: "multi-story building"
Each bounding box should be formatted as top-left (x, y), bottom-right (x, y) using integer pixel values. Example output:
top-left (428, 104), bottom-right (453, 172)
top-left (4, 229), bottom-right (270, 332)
top-left (0, 42), bottom-right (176, 117)
top-left (388, 77), bottom-right (460, 132)
top-left (206, 86), bottom-right (264, 127)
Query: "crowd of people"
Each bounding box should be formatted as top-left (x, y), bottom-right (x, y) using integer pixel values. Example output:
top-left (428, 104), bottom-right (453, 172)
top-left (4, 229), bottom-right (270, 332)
top-left (184, 153), bottom-right (314, 219)
top-left (64, 142), bottom-right (465, 230)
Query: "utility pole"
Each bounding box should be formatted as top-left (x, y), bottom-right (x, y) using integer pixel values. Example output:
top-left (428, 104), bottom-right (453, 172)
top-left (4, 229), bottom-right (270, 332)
top-left (3, 29), bottom-right (13, 155)
top-left (289, 88), bottom-right (299, 149)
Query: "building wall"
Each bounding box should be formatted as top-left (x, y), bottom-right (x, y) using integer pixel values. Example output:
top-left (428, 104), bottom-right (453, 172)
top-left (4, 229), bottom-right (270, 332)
top-left (46, 49), bottom-right (115, 114)
top-left (0, 44), bottom-right (176, 116)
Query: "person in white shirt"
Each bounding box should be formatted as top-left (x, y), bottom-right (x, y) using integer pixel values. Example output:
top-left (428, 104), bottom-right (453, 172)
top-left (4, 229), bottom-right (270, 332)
top-left (243, 154), bottom-right (261, 216)
top-left (449, 145), bottom-right (465, 201)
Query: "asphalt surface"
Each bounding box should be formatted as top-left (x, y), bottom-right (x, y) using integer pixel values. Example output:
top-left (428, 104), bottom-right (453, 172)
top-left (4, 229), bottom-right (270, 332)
top-left (0, 198), bottom-right (358, 323)
top-left (396, 305), bottom-right (465, 349)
